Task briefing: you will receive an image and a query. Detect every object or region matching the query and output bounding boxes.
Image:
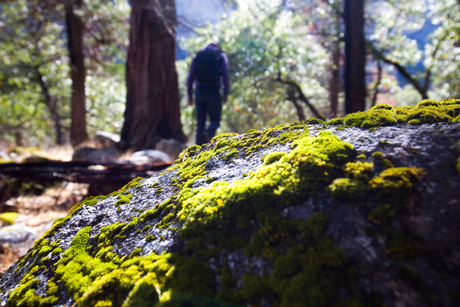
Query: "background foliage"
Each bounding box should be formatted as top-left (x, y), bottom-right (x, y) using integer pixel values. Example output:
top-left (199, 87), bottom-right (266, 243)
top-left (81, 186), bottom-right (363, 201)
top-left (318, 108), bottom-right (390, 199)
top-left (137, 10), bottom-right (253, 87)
top-left (0, 0), bottom-right (459, 147)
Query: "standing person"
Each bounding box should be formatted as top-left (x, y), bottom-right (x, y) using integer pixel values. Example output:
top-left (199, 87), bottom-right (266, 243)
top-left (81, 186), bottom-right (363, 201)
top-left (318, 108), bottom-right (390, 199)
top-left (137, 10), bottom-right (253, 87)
top-left (187, 41), bottom-right (230, 145)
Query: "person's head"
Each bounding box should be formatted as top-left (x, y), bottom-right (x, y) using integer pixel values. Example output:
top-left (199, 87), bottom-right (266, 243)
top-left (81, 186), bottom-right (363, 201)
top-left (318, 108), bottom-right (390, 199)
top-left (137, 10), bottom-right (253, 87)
top-left (204, 39), bottom-right (220, 50)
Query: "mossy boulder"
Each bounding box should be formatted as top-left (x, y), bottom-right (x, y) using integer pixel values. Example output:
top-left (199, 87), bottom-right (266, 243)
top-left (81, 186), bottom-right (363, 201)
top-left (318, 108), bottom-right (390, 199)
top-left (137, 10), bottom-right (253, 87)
top-left (1, 100), bottom-right (460, 307)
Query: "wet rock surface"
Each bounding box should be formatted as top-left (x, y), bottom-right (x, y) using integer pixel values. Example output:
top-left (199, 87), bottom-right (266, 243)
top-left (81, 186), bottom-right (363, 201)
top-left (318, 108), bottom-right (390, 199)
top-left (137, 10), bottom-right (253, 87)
top-left (0, 121), bottom-right (459, 307)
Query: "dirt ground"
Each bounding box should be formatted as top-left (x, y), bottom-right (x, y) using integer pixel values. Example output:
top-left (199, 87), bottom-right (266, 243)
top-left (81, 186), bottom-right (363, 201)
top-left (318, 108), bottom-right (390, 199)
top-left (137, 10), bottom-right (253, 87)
top-left (0, 182), bottom-right (89, 272)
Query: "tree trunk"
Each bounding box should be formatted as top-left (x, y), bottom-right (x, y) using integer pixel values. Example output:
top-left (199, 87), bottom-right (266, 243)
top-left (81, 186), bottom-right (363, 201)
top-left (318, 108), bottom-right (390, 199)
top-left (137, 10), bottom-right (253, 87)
top-left (66, 0), bottom-right (88, 147)
top-left (37, 69), bottom-right (64, 145)
top-left (344, 0), bottom-right (366, 114)
top-left (329, 38), bottom-right (340, 118)
top-left (121, 0), bottom-right (187, 152)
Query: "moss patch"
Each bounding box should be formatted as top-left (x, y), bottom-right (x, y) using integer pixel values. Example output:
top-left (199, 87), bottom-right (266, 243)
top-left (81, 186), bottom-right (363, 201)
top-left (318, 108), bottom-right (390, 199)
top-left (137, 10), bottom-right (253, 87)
top-left (0, 212), bottom-right (18, 225)
top-left (328, 99), bottom-right (460, 129)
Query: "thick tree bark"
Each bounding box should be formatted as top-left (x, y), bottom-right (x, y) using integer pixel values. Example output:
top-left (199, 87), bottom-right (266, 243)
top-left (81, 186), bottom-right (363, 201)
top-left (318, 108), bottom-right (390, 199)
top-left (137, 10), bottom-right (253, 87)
top-left (66, 0), bottom-right (88, 147)
top-left (344, 0), bottom-right (366, 114)
top-left (121, 0), bottom-right (187, 152)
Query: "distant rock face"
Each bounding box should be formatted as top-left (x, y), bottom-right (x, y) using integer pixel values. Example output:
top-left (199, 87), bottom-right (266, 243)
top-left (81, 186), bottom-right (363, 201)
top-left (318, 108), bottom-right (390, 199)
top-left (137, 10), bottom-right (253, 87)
top-left (121, 149), bottom-right (171, 165)
top-left (72, 146), bottom-right (121, 164)
top-left (1, 100), bottom-right (460, 307)
top-left (0, 225), bottom-right (38, 256)
top-left (94, 131), bottom-right (121, 149)
top-left (155, 139), bottom-right (189, 161)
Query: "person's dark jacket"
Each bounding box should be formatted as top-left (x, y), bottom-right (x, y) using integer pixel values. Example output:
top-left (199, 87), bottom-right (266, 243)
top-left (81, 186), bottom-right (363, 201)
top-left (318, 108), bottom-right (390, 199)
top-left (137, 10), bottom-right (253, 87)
top-left (186, 44), bottom-right (230, 102)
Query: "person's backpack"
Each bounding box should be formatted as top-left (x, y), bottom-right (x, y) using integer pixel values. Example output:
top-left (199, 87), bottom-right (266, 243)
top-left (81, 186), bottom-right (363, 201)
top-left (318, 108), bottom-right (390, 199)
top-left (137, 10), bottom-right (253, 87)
top-left (194, 48), bottom-right (222, 84)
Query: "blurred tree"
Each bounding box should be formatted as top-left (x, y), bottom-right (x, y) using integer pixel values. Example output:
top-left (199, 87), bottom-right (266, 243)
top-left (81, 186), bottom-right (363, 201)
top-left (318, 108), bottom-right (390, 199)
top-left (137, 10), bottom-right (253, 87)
top-left (344, 0), bottom-right (366, 113)
top-left (0, 0), bottom-right (69, 145)
top-left (121, 0), bottom-right (187, 151)
top-left (0, 0), bottom-right (129, 147)
top-left (366, 0), bottom-right (440, 101)
top-left (66, 0), bottom-right (89, 146)
top-left (293, 0), bottom-right (345, 117)
top-left (428, 0), bottom-right (460, 99)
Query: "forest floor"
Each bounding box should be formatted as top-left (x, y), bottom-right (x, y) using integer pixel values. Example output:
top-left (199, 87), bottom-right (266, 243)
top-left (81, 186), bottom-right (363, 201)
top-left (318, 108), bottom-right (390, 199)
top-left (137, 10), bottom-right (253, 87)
top-left (0, 182), bottom-right (88, 272)
top-left (0, 145), bottom-right (88, 272)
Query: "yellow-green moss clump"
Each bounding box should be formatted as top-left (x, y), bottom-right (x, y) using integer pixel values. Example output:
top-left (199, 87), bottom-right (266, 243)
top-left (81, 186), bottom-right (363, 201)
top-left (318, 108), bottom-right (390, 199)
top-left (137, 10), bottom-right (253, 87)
top-left (4, 98), bottom-right (453, 306)
top-left (326, 99), bottom-right (460, 128)
top-left (0, 212), bottom-right (18, 225)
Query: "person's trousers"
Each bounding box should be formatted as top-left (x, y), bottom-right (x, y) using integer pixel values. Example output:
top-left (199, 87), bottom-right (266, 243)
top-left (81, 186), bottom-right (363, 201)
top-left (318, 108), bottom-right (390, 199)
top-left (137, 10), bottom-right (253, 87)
top-left (195, 85), bottom-right (222, 145)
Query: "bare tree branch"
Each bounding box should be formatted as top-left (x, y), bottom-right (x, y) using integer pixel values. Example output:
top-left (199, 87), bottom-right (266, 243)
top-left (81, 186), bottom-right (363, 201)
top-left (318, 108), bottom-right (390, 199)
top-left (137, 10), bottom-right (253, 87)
top-left (370, 44), bottom-right (428, 99)
top-left (371, 59), bottom-right (382, 107)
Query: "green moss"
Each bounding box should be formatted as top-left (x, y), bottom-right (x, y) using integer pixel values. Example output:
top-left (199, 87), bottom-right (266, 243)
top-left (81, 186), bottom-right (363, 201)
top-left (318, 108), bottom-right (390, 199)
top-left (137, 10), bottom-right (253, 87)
top-left (51, 247), bottom-right (63, 256)
top-left (8, 226), bottom-right (214, 307)
top-left (343, 161), bottom-right (373, 180)
top-left (37, 242), bottom-right (53, 259)
top-left (49, 241), bottom-right (60, 249)
top-left (343, 109), bottom-right (397, 128)
top-left (145, 234), bottom-right (155, 241)
top-left (368, 167), bottom-right (424, 226)
top-left (115, 194), bottom-right (133, 207)
top-left (237, 212), bottom-right (348, 306)
top-left (381, 158), bottom-right (394, 168)
top-left (416, 99), bottom-right (440, 107)
top-left (302, 118), bottom-right (324, 125)
top-left (407, 109), bottom-right (451, 124)
top-left (261, 152), bottom-right (287, 166)
top-left (327, 178), bottom-right (367, 201)
top-left (46, 280), bottom-right (58, 295)
top-left (327, 99), bottom-right (459, 129)
top-left (177, 131), bottom-right (354, 249)
top-left (371, 104), bottom-right (394, 110)
top-left (121, 177), bottom-right (145, 190)
top-left (371, 151), bottom-right (384, 160)
top-left (143, 225), bottom-right (151, 231)
top-left (130, 248), bottom-right (142, 258)
top-left (80, 195), bottom-right (108, 207)
top-left (325, 117), bottom-right (344, 125)
top-left (156, 213), bottom-right (175, 230)
top-left (121, 217), bottom-right (139, 234)
top-left (0, 212), bottom-right (18, 225)
top-left (210, 133), bottom-right (239, 144)
top-left (225, 148), bottom-right (239, 160)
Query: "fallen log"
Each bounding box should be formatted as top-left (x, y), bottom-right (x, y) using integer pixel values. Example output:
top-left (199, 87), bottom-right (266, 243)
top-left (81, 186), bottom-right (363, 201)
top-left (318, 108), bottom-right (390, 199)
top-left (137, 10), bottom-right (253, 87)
top-left (0, 160), bottom-right (172, 184)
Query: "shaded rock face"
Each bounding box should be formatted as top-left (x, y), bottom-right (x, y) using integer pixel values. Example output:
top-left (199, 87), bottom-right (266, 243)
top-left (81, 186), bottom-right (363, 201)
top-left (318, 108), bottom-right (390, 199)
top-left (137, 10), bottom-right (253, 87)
top-left (155, 139), bottom-right (189, 161)
top-left (120, 150), bottom-right (171, 165)
top-left (0, 225), bottom-right (38, 256)
top-left (72, 147), bottom-right (121, 164)
top-left (94, 131), bottom-right (121, 149)
top-left (1, 101), bottom-right (460, 307)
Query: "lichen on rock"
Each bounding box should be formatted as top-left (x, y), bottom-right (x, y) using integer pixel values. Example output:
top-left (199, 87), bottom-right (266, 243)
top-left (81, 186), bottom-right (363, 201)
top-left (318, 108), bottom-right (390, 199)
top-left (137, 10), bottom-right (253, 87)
top-left (1, 99), bottom-right (460, 307)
